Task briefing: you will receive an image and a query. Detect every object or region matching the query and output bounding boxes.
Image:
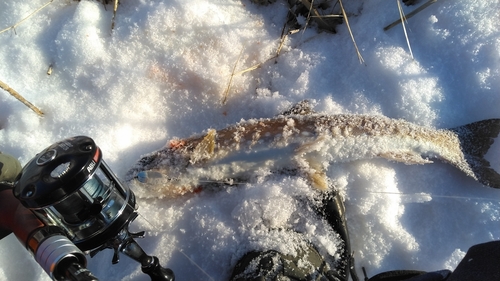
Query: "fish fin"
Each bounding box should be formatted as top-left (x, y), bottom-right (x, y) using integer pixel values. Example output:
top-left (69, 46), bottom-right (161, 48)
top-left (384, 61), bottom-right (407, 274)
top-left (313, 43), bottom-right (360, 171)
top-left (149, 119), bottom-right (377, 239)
top-left (378, 151), bottom-right (433, 165)
top-left (169, 139), bottom-right (186, 149)
top-left (130, 177), bottom-right (195, 199)
top-left (190, 129), bottom-right (216, 164)
top-left (451, 119), bottom-right (500, 188)
top-left (309, 170), bottom-right (329, 191)
top-left (304, 157), bottom-right (329, 191)
top-left (295, 135), bottom-right (327, 155)
top-left (279, 100), bottom-right (316, 116)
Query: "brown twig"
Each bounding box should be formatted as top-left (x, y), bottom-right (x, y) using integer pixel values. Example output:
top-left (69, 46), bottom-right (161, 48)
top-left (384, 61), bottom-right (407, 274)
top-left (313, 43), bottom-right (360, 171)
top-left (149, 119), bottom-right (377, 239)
top-left (0, 0), bottom-right (54, 35)
top-left (0, 79), bottom-right (44, 117)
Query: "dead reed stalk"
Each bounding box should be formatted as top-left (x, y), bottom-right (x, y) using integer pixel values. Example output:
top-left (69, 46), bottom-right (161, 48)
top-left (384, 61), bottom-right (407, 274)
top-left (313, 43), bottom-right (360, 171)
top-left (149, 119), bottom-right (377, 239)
top-left (111, 0), bottom-right (119, 30)
top-left (0, 79), bottom-right (44, 117)
top-left (338, 0), bottom-right (365, 65)
top-left (397, 0), bottom-right (414, 59)
top-left (384, 0), bottom-right (438, 31)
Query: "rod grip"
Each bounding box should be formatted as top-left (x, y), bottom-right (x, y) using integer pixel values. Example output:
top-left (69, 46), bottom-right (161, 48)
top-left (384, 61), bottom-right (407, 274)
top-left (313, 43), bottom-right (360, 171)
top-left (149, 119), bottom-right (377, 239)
top-left (0, 187), bottom-right (44, 244)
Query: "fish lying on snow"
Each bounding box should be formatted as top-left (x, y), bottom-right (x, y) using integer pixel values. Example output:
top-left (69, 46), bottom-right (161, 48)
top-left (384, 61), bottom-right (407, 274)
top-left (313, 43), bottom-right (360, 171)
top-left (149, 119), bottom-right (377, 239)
top-left (126, 107), bottom-right (500, 198)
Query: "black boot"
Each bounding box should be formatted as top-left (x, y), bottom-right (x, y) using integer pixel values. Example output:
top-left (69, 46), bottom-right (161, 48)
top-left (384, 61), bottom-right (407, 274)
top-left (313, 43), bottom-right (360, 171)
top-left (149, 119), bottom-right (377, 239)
top-left (230, 188), bottom-right (357, 281)
top-left (316, 190), bottom-right (358, 281)
top-left (230, 244), bottom-right (342, 281)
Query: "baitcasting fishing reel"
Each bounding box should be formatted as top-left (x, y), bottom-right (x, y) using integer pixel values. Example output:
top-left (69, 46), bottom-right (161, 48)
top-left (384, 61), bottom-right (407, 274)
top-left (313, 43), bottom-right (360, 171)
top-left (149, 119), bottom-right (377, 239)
top-left (11, 136), bottom-right (174, 281)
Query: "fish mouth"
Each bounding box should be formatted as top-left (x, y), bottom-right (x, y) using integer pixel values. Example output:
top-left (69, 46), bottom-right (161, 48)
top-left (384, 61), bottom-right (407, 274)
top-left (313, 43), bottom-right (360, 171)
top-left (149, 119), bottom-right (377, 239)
top-left (136, 170), bottom-right (175, 183)
top-left (129, 171), bottom-right (196, 199)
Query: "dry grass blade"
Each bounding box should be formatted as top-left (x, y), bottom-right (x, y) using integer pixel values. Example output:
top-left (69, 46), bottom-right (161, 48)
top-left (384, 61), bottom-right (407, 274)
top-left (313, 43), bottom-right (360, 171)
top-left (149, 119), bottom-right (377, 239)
top-left (299, 0), bottom-right (337, 33)
top-left (0, 0), bottom-right (54, 35)
top-left (302, 0), bottom-right (314, 35)
top-left (0, 79), bottom-right (44, 117)
top-left (397, 0), bottom-right (414, 59)
top-left (276, 20), bottom-right (289, 58)
top-left (233, 25), bottom-right (290, 77)
top-left (233, 64), bottom-right (262, 76)
top-left (221, 48), bottom-right (244, 105)
top-left (111, 0), bottom-right (119, 30)
top-left (384, 0), bottom-right (438, 31)
top-left (222, 26), bottom-right (288, 99)
top-left (222, 15), bottom-right (329, 99)
top-left (311, 15), bottom-right (343, 18)
top-left (338, 0), bottom-right (365, 65)
top-left (232, 28), bottom-right (324, 81)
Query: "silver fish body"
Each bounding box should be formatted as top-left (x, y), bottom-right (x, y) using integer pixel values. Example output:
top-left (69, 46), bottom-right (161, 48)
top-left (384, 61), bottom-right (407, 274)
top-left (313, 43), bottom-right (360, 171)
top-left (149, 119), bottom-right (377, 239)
top-left (127, 114), bottom-right (500, 198)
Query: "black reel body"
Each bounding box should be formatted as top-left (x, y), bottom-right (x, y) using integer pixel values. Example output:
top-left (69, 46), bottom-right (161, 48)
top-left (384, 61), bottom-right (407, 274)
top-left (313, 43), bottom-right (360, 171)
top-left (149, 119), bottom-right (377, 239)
top-left (14, 136), bottom-right (136, 251)
top-left (12, 136), bottom-right (174, 281)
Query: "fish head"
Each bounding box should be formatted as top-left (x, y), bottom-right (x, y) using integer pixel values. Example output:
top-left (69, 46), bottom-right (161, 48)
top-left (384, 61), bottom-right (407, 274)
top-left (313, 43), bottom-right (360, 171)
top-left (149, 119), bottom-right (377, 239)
top-left (129, 168), bottom-right (199, 198)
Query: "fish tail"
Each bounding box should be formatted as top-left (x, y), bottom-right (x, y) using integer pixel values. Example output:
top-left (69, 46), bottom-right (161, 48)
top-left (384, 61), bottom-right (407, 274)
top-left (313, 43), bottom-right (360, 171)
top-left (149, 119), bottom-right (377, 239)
top-left (452, 119), bottom-right (500, 188)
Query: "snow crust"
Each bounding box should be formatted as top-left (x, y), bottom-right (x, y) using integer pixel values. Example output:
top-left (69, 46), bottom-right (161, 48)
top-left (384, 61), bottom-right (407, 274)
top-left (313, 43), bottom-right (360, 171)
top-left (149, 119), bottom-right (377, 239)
top-left (1, 0), bottom-right (499, 280)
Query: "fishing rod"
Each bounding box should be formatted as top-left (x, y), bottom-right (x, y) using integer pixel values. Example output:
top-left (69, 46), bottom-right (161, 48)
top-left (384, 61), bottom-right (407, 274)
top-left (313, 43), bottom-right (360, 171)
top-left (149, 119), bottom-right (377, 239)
top-left (0, 136), bottom-right (174, 281)
top-left (2, 136), bottom-right (496, 281)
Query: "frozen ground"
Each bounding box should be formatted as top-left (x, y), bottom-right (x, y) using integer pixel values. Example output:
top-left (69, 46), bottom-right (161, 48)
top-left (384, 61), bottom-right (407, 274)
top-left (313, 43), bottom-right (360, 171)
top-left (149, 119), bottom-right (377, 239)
top-left (0, 0), bottom-right (499, 280)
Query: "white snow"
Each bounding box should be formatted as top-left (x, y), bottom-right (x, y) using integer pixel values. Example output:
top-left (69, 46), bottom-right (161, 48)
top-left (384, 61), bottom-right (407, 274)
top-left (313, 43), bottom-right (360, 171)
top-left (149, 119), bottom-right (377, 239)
top-left (1, 0), bottom-right (499, 280)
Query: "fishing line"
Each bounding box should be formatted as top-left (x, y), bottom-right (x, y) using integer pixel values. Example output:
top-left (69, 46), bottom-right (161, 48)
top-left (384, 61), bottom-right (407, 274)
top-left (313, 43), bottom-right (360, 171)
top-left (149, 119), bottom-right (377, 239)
top-left (349, 190), bottom-right (500, 202)
top-left (132, 202), bottom-right (219, 281)
top-left (196, 179), bottom-right (500, 202)
top-left (177, 249), bottom-right (216, 281)
top-left (133, 204), bottom-right (156, 229)
top-left (125, 179), bottom-right (499, 281)
top-left (132, 175), bottom-right (500, 203)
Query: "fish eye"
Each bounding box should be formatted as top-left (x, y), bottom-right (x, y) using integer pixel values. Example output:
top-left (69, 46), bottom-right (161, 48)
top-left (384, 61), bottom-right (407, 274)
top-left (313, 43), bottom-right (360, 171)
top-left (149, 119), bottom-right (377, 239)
top-left (136, 171), bottom-right (149, 183)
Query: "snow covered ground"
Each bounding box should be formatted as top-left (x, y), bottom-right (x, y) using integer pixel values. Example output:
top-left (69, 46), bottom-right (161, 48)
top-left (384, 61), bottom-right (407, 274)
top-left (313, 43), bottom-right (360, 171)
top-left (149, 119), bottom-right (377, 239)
top-left (0, 0), bottom-right (499, 280)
